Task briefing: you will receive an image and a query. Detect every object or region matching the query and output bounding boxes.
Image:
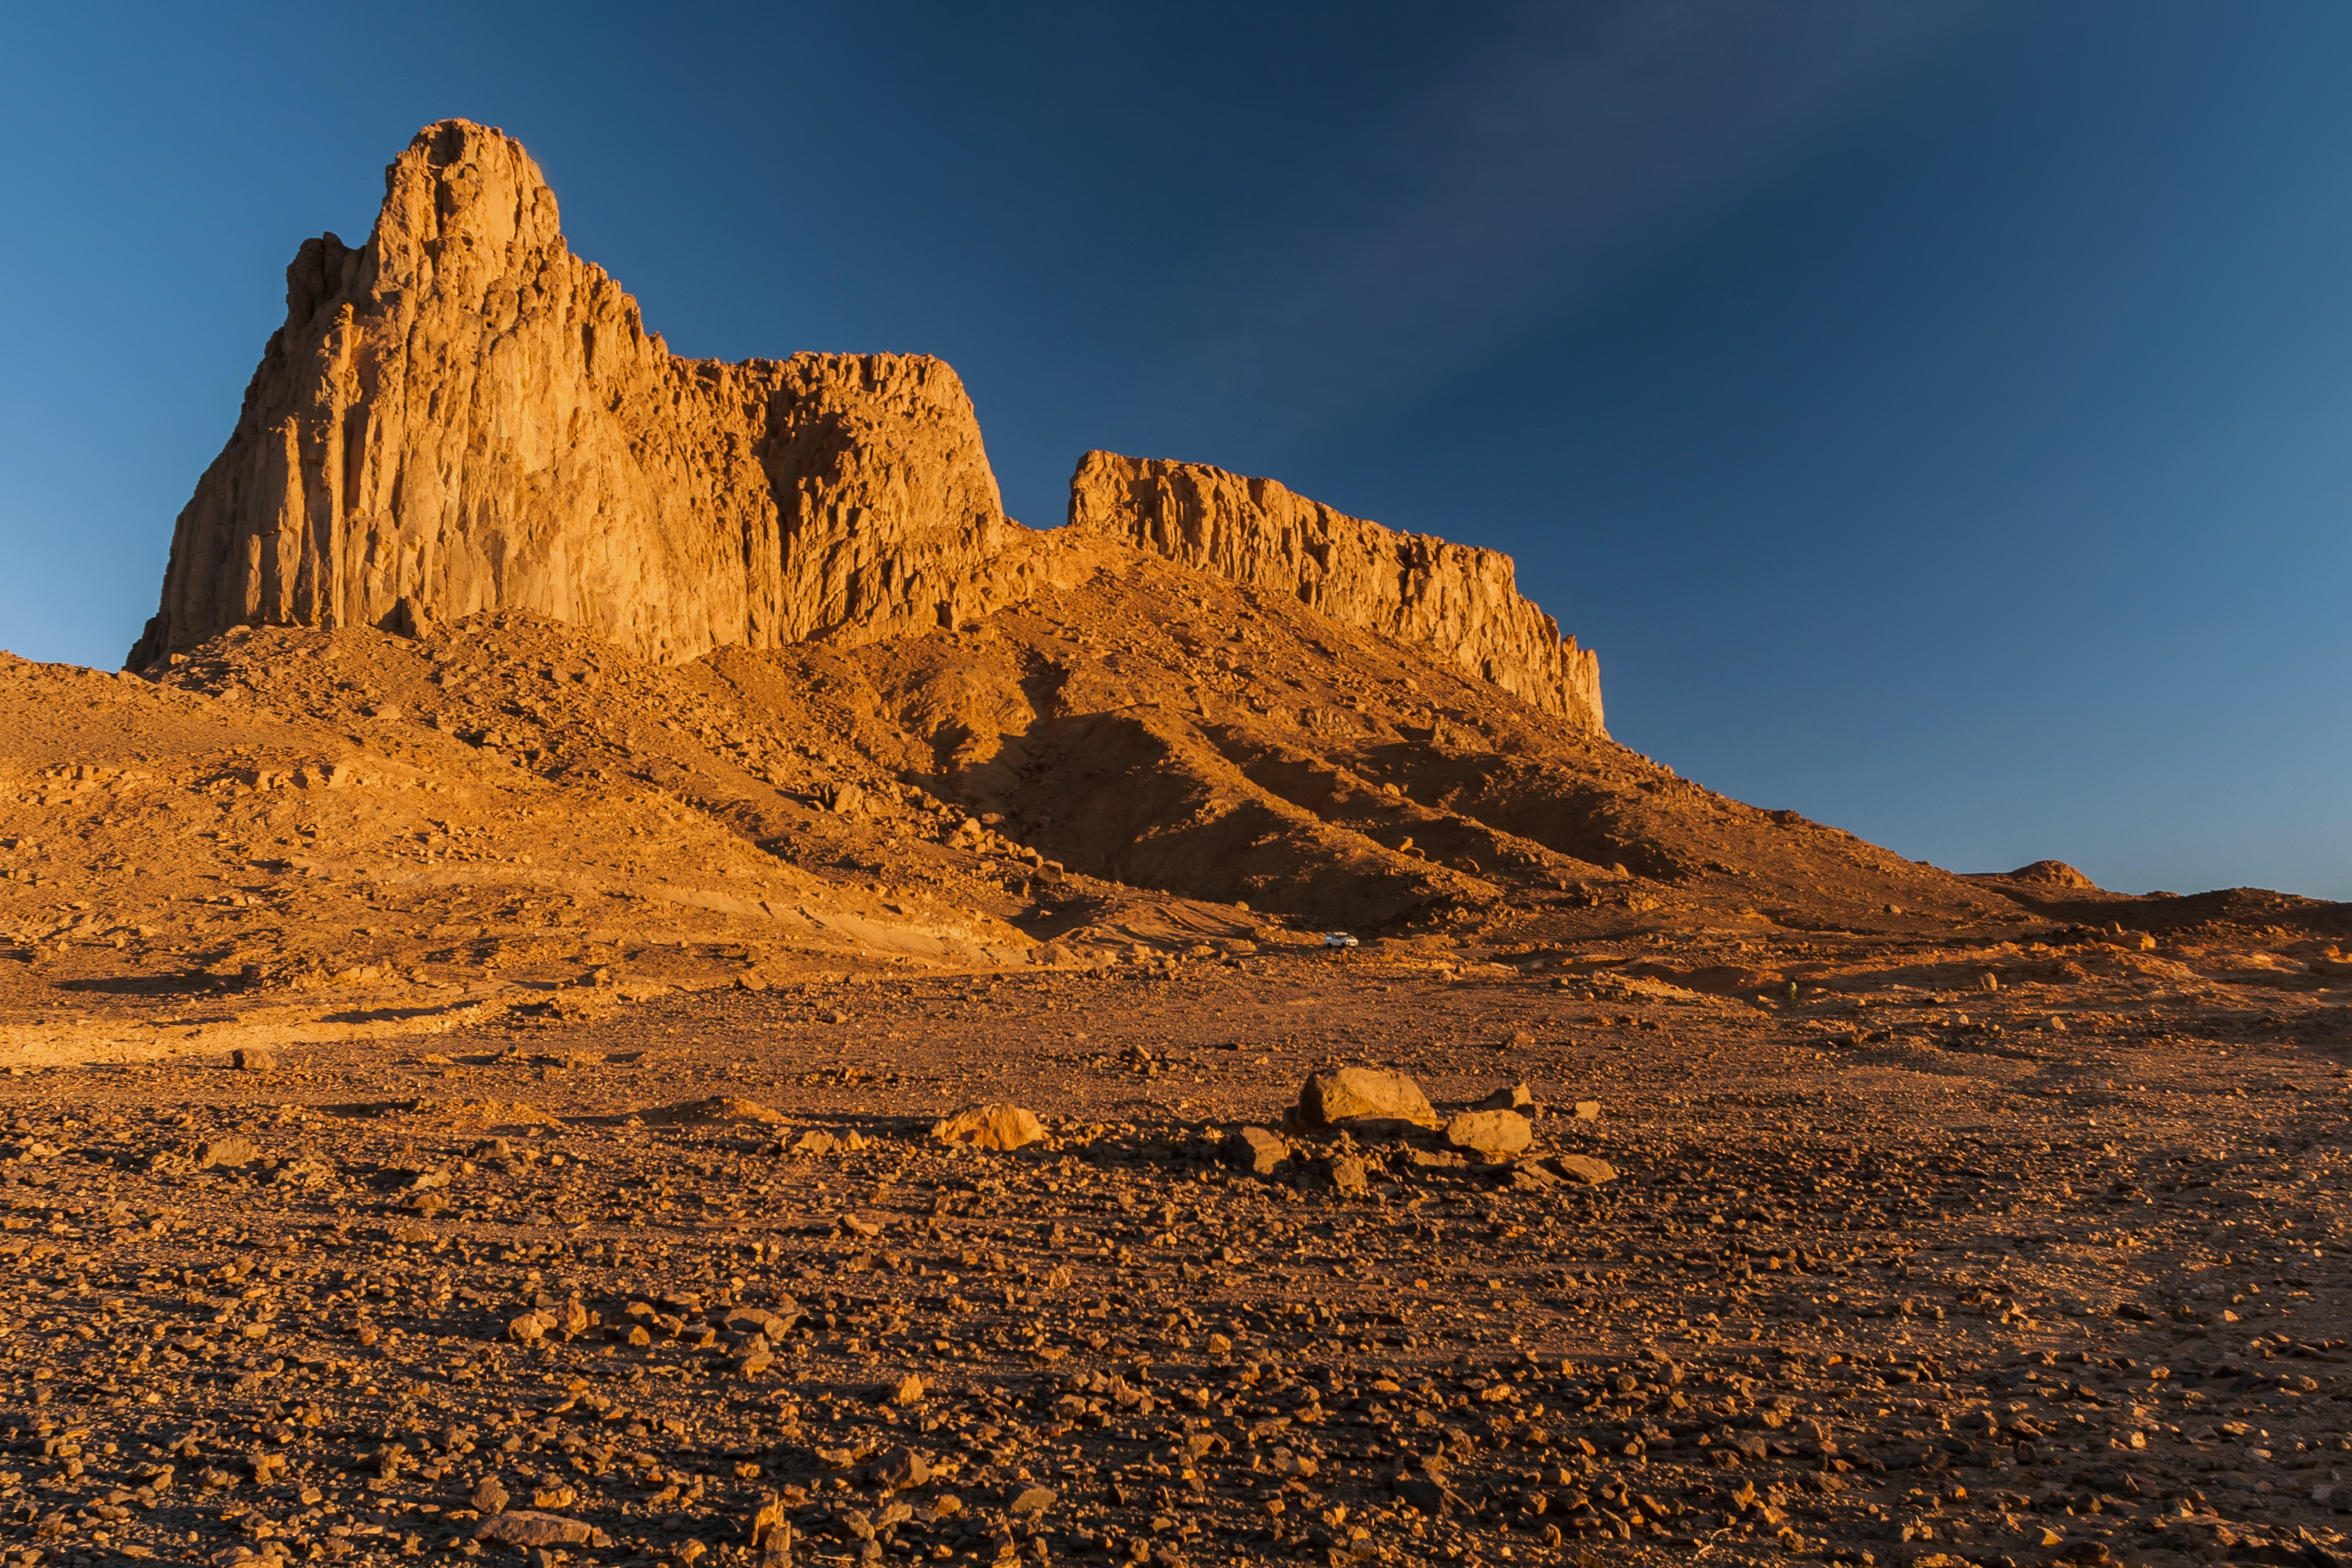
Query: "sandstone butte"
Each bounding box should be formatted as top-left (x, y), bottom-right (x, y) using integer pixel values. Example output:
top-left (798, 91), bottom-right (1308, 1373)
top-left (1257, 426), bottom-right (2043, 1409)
top-left (128, 119), bottom-right (1603, 734)
top-left (1066, 452), bottom-right (1602, 728)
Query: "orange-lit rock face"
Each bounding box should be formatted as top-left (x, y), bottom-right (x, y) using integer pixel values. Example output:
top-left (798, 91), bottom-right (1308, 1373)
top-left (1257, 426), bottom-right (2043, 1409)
top-left (131, 119), bottom-right (1009, 669)
top-left (130, 119), bottom-right (1601, 743)
top-left (1065, 450), bottom-right (1603, 733)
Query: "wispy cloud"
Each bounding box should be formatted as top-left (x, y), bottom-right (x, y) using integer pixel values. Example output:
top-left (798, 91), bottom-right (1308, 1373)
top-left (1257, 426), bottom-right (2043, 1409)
top-left (1173, 1), bottom-right (1978, 437)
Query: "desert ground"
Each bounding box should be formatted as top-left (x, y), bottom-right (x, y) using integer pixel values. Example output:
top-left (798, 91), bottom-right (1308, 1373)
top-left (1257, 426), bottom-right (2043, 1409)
top-left (3, 795), bottom-right (2348, 1568)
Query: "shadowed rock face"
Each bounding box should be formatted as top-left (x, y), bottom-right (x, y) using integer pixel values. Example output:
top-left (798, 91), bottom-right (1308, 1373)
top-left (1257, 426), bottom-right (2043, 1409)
top-left (130, 119), bottom-right (1009, 669)
top-left (1064, 450), bottom-right (1604, 733)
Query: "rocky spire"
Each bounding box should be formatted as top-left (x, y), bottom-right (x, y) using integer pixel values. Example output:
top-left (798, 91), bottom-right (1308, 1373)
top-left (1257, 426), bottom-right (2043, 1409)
top-left (130, 119), bottom-right (1010, 668)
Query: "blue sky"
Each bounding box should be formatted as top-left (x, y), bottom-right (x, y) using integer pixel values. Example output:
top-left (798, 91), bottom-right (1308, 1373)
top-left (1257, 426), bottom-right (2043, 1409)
top-left (2, 2), bottom-right (2346, 898)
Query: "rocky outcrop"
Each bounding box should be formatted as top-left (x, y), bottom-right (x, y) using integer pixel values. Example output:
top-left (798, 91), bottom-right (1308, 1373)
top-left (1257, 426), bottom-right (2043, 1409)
top-left (1063, 452), bottom-right (1603, 731)
top-left (130, 119), bottom-right (1010, 668)
top-left (130, 119), bottom-right (1608, 743)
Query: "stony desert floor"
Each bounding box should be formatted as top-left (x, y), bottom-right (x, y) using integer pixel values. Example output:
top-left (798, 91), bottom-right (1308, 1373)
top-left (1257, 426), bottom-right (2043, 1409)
top-left (2, 933), bottom-right (2348, 1568)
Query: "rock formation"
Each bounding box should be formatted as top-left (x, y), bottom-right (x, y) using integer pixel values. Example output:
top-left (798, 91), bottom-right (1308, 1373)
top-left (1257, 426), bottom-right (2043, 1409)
top-left (1064, 452), bottom-right (1604, 731)
top-left (130, 119), bottom-right (1009, 670)
top-left (129, 118), bottom-right (1601, 738)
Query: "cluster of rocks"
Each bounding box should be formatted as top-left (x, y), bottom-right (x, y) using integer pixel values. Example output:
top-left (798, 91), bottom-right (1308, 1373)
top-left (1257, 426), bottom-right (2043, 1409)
top-left (1218, 1067), bottom-right (1619, 1197)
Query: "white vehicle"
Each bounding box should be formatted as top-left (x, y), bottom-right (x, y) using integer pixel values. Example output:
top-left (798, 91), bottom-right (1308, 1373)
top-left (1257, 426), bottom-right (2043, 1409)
top-left (1322, 932), bottom-right (1359, 948)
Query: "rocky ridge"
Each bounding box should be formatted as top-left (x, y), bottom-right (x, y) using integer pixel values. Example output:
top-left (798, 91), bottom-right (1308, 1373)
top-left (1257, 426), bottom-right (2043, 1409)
top-left (1068, 452), bottom-right (1604, 731)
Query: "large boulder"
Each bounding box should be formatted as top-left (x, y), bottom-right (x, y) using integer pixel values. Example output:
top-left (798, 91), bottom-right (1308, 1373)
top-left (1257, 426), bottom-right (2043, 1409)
top-left (1286, 1067), bottom-right (1439, 1136)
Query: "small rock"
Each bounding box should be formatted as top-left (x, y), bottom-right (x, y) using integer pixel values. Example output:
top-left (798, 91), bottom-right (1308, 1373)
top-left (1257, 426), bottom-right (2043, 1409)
top-left (193, 1135), bottom-right (259, 1170)
top-left (1392, 1477), bottom-right (1465, 1517)
top-left (1287, 1066), bottom-right (1438, 1134)
top-left (1551, 1154), bottom-right (1618, 1186)
top-left (1325, 1155), bottom-right (1371, 1193)
top-left (1008, 1485), bottom-right (1058, 1517)
top-left (726, 1304), bottom-right (801, 1339)
top-left (930, 1104), bottom-right (1046, 1151)
top-left (1445, 1110), bottom-right (1532, 1161)
top-left (473, 1510), bottom-right (594, 1548)
top-left (657, 1095), bottom-right (785, 1126)
top-left (471, 1475), bottom-right (510, 1516)
top-left (891, 1373), bottom-right (925, 1407)
top-left (869, 1446), bottom-right (930, 1491)
top-left (230, 1048), bottom-right (277, 1072)
top-left (1571, 1100), bottom-right (1602, 1121)
top-left (817, 1008), bottom-right (850, 1024)
top-left (1221, 1126), bottom-right (1289, 1176)
top-left (748, 1496), bottom-right (794, 1565)
top-left (1478, 1082), bottom-right (1533, 1110)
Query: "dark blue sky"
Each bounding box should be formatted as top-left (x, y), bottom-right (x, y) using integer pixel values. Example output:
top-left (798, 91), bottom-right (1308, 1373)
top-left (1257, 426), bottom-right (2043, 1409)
top-left (4, 2), bottom-right (2347, 898)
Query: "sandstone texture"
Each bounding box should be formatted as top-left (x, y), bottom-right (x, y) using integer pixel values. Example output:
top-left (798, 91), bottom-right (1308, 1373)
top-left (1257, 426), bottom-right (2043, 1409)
top-left (130, 120), bottom-right (1011, 670)
top-left (127, 117), bottom-right (1612, 756)
top-left (1066, 450), bottom-right (1604, 730)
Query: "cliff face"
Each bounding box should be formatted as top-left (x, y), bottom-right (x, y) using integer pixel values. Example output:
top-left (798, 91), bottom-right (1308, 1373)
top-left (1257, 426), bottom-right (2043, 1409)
top-left (131, 120), bottom-right (1603, 740)
top-left (130, 120), bottom-right (1008, 668)
top-left (1063, 452), bottom-right (1603, 731)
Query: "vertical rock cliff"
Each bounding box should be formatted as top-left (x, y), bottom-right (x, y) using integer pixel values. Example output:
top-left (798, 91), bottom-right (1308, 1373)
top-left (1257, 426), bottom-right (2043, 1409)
top-left (1063, 452), bottom-right (1604, 732)
top-left (130, 118), bottom-right (1607, 746)
top-left (130, 119), bottom-right (1009, 668)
